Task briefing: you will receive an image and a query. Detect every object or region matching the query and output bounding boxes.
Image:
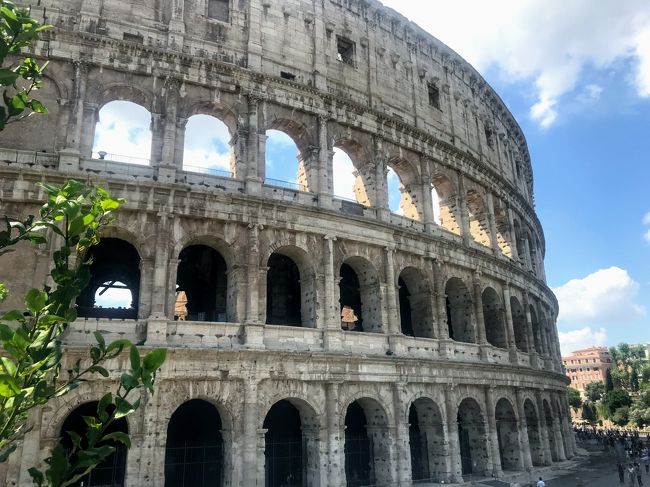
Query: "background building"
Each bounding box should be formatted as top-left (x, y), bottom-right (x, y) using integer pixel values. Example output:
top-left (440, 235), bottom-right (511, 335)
top-left (0, 0), bottom-right (574, 485)
top-left (562, 347), bottom-right (612, 391)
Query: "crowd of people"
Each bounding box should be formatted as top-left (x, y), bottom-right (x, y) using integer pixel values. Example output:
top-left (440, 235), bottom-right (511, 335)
top-left (574, 425), bottom-right (650, 485)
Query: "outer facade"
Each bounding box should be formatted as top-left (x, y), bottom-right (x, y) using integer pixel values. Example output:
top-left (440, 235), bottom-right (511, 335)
top-left (0, 0), bottom-right (574, 485)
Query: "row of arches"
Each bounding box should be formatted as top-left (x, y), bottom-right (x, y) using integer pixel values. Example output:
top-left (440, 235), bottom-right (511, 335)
top-left (55, 390), bottom-right (573, 486)
top-left (86, 100), bottom-right (543, 274)
top-left (77, 237), bottom-right (558, 358)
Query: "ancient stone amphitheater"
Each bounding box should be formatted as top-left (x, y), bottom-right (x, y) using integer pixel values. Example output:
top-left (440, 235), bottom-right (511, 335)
top-left (0, 0), bottom-right (575, 485)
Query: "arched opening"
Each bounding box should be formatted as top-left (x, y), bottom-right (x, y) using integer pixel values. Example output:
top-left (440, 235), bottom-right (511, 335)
top-left (524, 399), bottom-right (544, 466)
top-left (495, 398), bottom-right (521, 471)
top-left (165, 399), bottom-right (223, 487)
top-left (432, 174), bottom-right (460, 234)
top-left (513, 219), bottom-right (525, 265)
top-left (263, 400), bottom-right (304, 487)
top-left (387, 158), bottom-right (421, 220)
top-left (266, 253), bottom-right (302, 326)
top-left (466, 189), bottom-right (491, 247)
top-left (344, 399), bottom-right (391, 487)
top-left (398, 267), bottom-right (434, 338)
top-left (182, 114), bottom-right (233, 177)
top-left (409, 398), bottom-right (446, 483)
top-left (529, 306), bottom-right (543, 355)
top-left (94, 281), bottom-right (133, 309)
top-left (510, 297), bottom-right (528, 352)
top-left (92, 100), bottom-right (152, 165)
top-left (339, 258), bottom-right (382, 333)
top-left (333, 141), bottom-right (372, 207)
top-left (445, 277), bottom-right (474, 343)
top-left (176, 245), bottom-right (228, 322)
top-left (482, 287), bottom-right (507, 349)
top-left (60, 402), bottom-right (128, 486)
top-left (265, 129), bottom-right (308, 191)
top-left (494, 204), bottom-right (513, 258)
top-left (543, 400), bottom-right (559, 462)
top-left (457, 398), bottom-right (488, 477)
top-left (76, 238), bottom-right (141, 319)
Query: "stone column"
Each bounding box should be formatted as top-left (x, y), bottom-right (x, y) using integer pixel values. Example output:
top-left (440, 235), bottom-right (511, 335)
top-left (61, 61), bottom-right (89, 167)
top-left (486, 192), bottom-right (501, 256)
top-left (560, 394), bottom-right (577, 456)
top-left (323, 236), bottom-right (343, 351)
top-left (502, 285), bottom-right (518, 363)
top-left (326, 382), bottom-right (343, 486)
top-left (444, 387), bottom-right (462, 483)
top-left (246, 95), bottom-right (263, 195)
top-left (317, 115), bottom-right (332, 209)
top-left (420, 157), bottom-right (435, 233)
top-left (534, 393), bottom-right (552, 466)
top-left (79, 102), bottom-right (98, 157)
top-left (472, 272), bottom-right (487, 346)
top-left (515, 389), bottom-right (533, 470)
top-left (433, 261), bottom-right (449, 342)
top-left (507, 206), bottom-right (519, 262)
top-left (485, 387), bottom-right (503, 477)
top-left (157, 77), bottom-right (182, 183)
top-left (552, 417), bottom-right (567, 461)
top-left (393, 383), bottom-right (411, 485)
top-left (242, 380), bottom-right (260, 486)
top-left (245, 223), bottom-right (263, 347)
top-left (522, 291), bottom-right (538, 361)
top-left (384, 246), bottom-right (399, 334)
top-left (168, 0), bottom-right (185, 46)
top-left (374, 136), bottom-right (390, 222)
top-left (165, 258), bottom-right (180, 319)
top-left (457, 174), bottom-right (472, 245)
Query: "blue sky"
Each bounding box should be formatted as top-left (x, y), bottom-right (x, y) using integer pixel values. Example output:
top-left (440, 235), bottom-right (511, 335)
top-left (91, 1), bottom-right (650, 353)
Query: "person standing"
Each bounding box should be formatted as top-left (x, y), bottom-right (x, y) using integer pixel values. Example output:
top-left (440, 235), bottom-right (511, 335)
top-left (631, 464), bottom-right (639, 486)
top-left (636, 463), bottom-right (644, 486)
top-left (537, 477), bottom-right (546, 487)
top-left (620, 463), bottom-right (628, 484)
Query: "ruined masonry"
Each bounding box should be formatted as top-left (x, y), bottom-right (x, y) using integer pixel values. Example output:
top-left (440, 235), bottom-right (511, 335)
top-left (0, 0), bottom-right (574, 485)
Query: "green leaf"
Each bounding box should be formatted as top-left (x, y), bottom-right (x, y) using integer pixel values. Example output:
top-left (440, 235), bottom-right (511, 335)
top-left (106, 338), bottom-right (131, 355)
top-left (25, 288), bottom-right (47, 314)
top-left (142, 348), bottom-right (167, 372)
top-left (0, 67), bottom-right (19, 86)
top-left (0, 322), bottom-right (15, 339)
top-left (89, 365), bottom-right (109, 377)
top-left (129, 346), bottom-right (140, 372)
top-left (114, 396), bottom-right (136, 419)
top-left (0, 374), bottom-right (21, 397)
top-left (120, 373), bottom-right (138, 390)
top-left (97, 392), bottom-right (112, 422)
top-left (93, 331), bottom-right (106, 351)
top-left (0, 357), bottom-right (17, 375)
top-left (1, 309), bottom-right (22, 321)
top-left (102, 431), bottom-right (131, 448)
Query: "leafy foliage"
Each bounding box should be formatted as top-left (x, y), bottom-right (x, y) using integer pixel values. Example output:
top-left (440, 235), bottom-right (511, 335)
top-left (0, 180), bottom-right (166, 486)
top-left (0, 1), bottom-right (51, 130)
top-left (567, 387), bottom-right (582, 410)
top-left (602, 389), bottom-right (632, 417)
top-left (584, 381), bottom-right (605, 403)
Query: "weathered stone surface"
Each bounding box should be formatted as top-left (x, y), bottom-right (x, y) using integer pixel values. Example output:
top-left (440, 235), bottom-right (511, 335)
top-left (0, 1), bottom-right (572, 485)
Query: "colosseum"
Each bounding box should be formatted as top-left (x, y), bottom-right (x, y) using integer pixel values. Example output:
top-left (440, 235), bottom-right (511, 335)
top-left (0, 0), bottom-right (575, 485)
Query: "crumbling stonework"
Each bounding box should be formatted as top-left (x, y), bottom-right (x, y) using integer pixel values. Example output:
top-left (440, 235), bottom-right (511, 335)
top-left (0, 0), bottom-right (573, 485)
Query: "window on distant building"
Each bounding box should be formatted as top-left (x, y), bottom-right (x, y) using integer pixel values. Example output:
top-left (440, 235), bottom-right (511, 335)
top-left (208, 0), bottom-right (229, 22)
top-left (427, 83), bottom-right (440, 109)
top-left (336, 36), bottom-right (355, 66)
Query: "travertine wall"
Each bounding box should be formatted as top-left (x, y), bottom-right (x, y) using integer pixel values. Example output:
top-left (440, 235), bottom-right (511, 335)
top-left (0, 0), bottom-right (572, 485)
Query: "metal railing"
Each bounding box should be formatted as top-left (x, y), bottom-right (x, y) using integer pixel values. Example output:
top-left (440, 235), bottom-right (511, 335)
top-left (92, 151), bottom-right (150, 165)
top-left (264, 177), bottom-right (301, 191)
top-left (183, 164), bottom-right (232, 178)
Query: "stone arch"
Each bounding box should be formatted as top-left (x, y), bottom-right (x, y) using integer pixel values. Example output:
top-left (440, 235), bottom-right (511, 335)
top-left (542, 399), bottom-right (559, 462)
top-left (431, 172), bottom-right (461, 235)
top-left (408, 396), bottom-right (446, 483)
top-left (173, 235), bottom-right (235, 269)
top-left (523, 398), bottom-right (544, 466)
top-left (76, 237), bottom-right (141, 320)
top-left (510, 296), bottom-right (528, 352)
top-left (339, 256), bottom-right (382, 333)
top-left (493, 200), bottom-right (513, 258)
top-left (333, 138), bottom-right (375, 207)
top-left (456, 397), bottom-right (489, 477)
top-left (482, 287), bottom-right (507, 349)
top-left (445, 277), bottom-right (475, 343)
top-left (387, 156), bottom-right (422, 220)
top-left (466, 189), bottom-right (491, 247)
top-left (59, 401), bottom-right (129, 487)
top-left (343, 397), bottom-right (392, 487)
top-left (176, 244), bottom-right (229, 322)
top-left (165, 399), bottom-right (225, 487)
top-left (494, 398), bottom-right (521, 471)
top-left (179, 99), bottom-right (239, 137)
top-left (397, 266), bottom-right (434, 338)
top-left (262, 397), bottom-right (321, 487)
top-left (101, 224), bottom-right (152, 261)
top-left (91, 82), bottom-right (154, 109)
top-left (264, 245), bottom-right (317, 327)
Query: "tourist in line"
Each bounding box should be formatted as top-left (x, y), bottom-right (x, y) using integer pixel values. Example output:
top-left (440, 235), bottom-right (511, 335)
top-left (630, 464), bottom-right (638, 486)
top-left (636, 463), bottom-right (644, 486)
top-left (536, 477), bottom-right (546, 487)
top-left (620, 463), bottom-right (628, 484)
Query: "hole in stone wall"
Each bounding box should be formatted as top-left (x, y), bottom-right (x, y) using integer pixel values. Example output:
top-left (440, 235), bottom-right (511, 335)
top-left (482, 287), bottom-right (507, 349)
top-left (427, 83), bottom-right (440, 109)
top-left (165, 399), bottom-right (224, 487)
top-left (340, 263), bottom-right (363, 331)
top-left (457, 398), bottom-right (488, 476)
top-left (208, 0), bottom-right (229, 22)
top-left (176, 245), bottom-right (228, 322)
top-left (336, 36), bottom-right (355, 66)
top-left (344, 401), bottom-right (373, 486)
top-left (60, 402), bottom-right (128, 487)
top-left (399, 276), bottom-right (414, 337)
top-left (76, 238), bottom-right (140, 319)
top-left (445, 278), bottom-right (474, 343)
top-left (409, 404), bottom-right (430, 482)
top-left (495, 399), bottom-right (520, 471)
top-left (266, 253), bottom-right (302, 326)
top-left (264, 400), bottom-right (304, 487)
top-left (510, 297), bottom-right (528, 352)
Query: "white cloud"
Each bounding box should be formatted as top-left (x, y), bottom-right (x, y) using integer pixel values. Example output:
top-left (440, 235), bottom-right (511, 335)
top-left (558, 326), bottom-right (607, 355)
top-left (381, 0), bottom-right (650, 127)
top-left (93, 101), bottom-right (152, 164)
top-left (643, 211), bottom-right (650, 225)
top-left (182, 115), bottom-right (231, 173)
top-left (552, 266), bottom-right (646, 324)
top-left (644, 228), bottom-right (650, 244)
top-left (577, 84), bottom-right (604, 104)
